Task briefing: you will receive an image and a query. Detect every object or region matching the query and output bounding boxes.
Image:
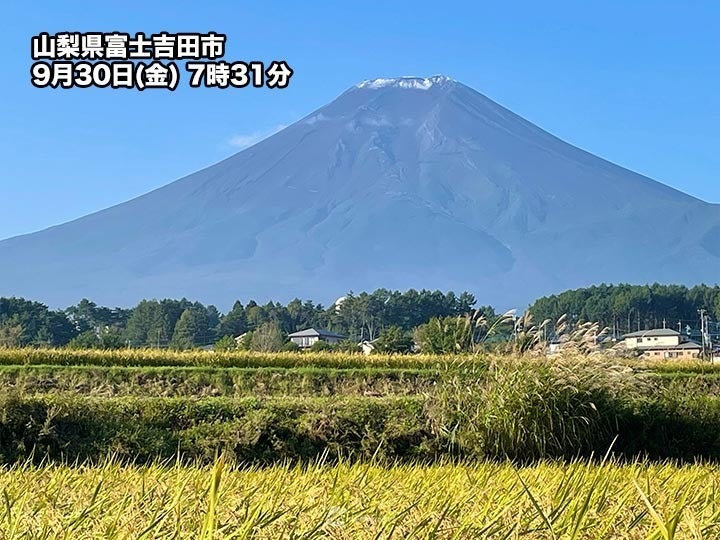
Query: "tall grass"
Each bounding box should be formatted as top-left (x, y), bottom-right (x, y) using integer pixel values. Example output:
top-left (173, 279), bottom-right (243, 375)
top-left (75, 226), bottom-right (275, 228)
top-left (427, 354), bottom-right (650, 460)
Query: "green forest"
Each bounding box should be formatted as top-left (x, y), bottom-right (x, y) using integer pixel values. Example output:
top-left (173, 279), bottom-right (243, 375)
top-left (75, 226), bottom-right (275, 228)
top-left (2, 283), bottom-right (719, 350)
top-left (0, 289), bottom-right (483, 349)
top-left (529, 283), bottom-right (720, 337)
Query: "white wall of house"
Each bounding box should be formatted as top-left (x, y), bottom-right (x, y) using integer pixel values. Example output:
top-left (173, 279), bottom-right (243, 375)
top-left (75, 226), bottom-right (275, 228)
top-left (291, 335), bottom-right (343, 348)
top-left (625, 335), bottom-right (680, 349)
top-left (291, 336), bottom-right (320, 348)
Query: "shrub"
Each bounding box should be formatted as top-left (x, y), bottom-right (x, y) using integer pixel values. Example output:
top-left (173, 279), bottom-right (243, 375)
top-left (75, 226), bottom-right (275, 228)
top-left (213, 335), bottom-right (237, 352)
top-left (310, 341), bottom-right (332, 352)
top-left (282, 341), bottom-right (300, 352)
top-left (373, 326), bottom-right (413, 354)
top-left (66, 330), bottom-right (101, 349)
top-left (0, 395), bottom-right (433, 464)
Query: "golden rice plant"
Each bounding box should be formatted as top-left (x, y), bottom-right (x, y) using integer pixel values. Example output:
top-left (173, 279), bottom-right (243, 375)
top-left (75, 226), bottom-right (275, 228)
top-left (0, 348), bottom-right (474, 370)
top-left (1, 457), bottom-right (720, 539)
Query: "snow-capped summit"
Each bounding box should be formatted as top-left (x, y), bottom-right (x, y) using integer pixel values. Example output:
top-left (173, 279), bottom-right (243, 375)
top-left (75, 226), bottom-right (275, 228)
top-left (355, 75), bottom-right (455, 90)
top-left (0, 76), bottom-right (718, 309)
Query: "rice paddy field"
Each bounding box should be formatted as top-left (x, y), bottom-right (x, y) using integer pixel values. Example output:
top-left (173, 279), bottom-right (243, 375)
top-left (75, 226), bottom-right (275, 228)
top-left (2, 348), bottom-right (720, 538)
top-left (4, 459), bottom-right (720, 538)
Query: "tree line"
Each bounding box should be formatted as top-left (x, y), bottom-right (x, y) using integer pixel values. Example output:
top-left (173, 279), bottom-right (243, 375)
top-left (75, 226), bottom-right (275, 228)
top-left (529, 283), bottom-right (720, 337)
top-left (3, 283), bottom-right (718, 352)
top-left (0, 289), bottom-right (486, 350)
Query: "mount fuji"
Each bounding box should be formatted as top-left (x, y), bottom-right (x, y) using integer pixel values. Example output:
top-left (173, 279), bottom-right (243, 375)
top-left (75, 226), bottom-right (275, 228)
top-left (1, 75), bottom-right (719, 309)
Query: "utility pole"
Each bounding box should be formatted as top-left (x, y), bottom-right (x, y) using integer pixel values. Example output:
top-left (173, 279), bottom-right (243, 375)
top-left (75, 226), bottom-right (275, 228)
top-left (699, 309), bottom-right (709, 360)
top-left (710, 318), bottom-right (715, 360)
top-left (705, 313), bottom-right (712, 359)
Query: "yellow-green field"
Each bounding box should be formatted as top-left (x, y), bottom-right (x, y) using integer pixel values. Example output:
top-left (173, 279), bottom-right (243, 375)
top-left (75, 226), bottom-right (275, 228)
top-left (3, 349), bottom-right (720, 538)
top-left (2, 459), bottom-right (718, 539)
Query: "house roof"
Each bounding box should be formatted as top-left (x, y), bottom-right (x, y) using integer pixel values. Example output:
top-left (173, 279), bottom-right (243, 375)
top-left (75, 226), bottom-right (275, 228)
top-left (288, 327), bottom-right (346, 339)
top-left (623, 329), bottom-right (680, 338)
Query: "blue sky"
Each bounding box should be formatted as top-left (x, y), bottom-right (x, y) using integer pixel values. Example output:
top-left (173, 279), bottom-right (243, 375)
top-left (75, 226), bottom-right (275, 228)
top-left (0, 0), bottom-right (718, 240)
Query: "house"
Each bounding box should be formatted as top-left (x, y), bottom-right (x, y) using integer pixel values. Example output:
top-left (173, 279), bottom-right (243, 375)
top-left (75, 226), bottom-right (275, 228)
top-left (288, 328), bottom-right (346, 348)
top-left (623, 328), bottom-right (683, 349)
top-left (622, 328), bottom-right (702, 360)
top-left (638, 341), bottom-right (703, 360)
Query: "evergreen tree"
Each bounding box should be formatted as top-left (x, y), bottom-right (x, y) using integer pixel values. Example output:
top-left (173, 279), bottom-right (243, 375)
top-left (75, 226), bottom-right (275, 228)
top-left (218, 300), bottom-right (248, 338)
top-left (374, 325), bottom-right (413, 353)
top-left (171, 309), bottom-right (200, 349)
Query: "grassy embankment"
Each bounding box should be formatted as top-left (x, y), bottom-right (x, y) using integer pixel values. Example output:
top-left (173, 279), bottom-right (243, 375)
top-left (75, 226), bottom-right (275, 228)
top-left (1, 349), bottom-right (720, 463)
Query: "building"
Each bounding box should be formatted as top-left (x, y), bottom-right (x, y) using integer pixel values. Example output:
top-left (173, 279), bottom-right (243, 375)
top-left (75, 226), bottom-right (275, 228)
top-left (622, 328), bottom-right (702, 360)
top-left (640, 340), bottom-right (703, 360)
top-left (288, 328), bottom-right (346, 348)
top-left (623, 328), bottom-right (684, 349)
